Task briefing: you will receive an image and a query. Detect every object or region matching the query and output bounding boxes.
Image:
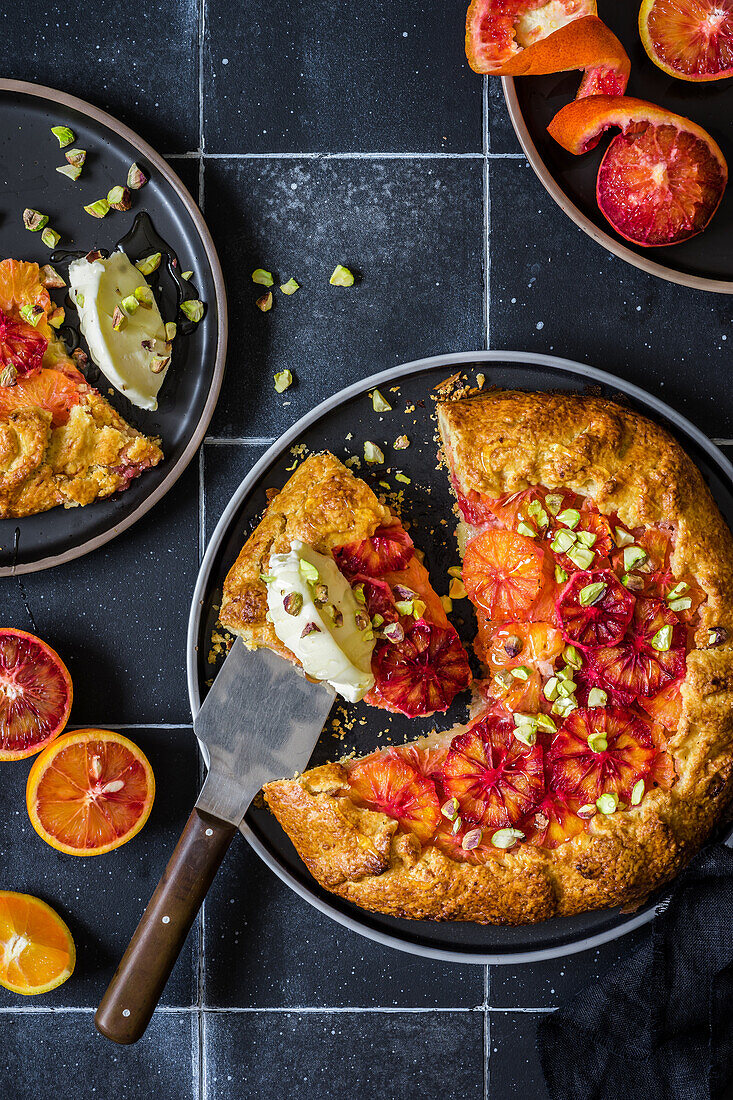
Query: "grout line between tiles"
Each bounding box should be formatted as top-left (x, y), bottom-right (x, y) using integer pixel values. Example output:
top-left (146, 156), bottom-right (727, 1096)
top-left (712, 439), bottom-right (733, 445)
top-left (166, 150), bottom-right (486, 160)
top-left (68, 723), bottom-right (192, 730)
top-left (200, 1005), bottom-right (485, 1014)
top-left (0, 1005), bottom-right (195, 1014)
top-left (484, 1006), bottom-right (490, 1100)
top-left (487, 1006), bottom-right (556, 1013)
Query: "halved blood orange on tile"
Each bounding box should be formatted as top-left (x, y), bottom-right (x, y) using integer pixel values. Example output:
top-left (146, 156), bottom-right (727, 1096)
top-left (548, 95), bottom-right (728, 246)
top-left (0, 891), bottom-right (75, 995)
top-left (463, 529), bottom-right (546, 620)
top-left (639, 0), bottom-right (733, 81)
top-left (0, 629), bottom-right (73, 761)
top-left (465, 3), bottom-right (629, 96)
top-left (26, 729), bottom-right (155, 856)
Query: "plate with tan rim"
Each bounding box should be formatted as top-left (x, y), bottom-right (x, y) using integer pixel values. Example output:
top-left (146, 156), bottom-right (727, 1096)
top-left (188, 349), bottom-right (733, 964)
top-left (502, 1), bottom-right (733, 294)
top-left (0, 79), bottom-right (227, 574)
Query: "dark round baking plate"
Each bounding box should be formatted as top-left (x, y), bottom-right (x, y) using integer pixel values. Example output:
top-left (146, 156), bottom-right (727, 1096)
top-left (0, 80), bottom-right (227, 574)
top-left (188, 350), bottom-right (733, 964)
top-left (503, 1), bottom-right (733, 293)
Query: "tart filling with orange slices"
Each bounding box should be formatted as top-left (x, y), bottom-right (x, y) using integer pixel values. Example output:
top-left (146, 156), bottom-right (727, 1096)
top-left (0, 259), bottom-right (162, 518)
top-left (262, 392), bottom-right (733, 924)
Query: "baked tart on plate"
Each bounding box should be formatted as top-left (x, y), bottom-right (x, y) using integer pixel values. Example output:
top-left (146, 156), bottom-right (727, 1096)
top-left (0, 260), bottom-right (162, 519)
top-left (222, 390), bottom-right (733, 924)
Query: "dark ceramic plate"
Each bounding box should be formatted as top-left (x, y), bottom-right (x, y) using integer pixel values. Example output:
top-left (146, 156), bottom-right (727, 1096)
top-left (188, 350), bottom-right (733, 963)
top-left (0, 80), bottom-right (227, 574)
top-left (503, 1), bottom-right (733, 292)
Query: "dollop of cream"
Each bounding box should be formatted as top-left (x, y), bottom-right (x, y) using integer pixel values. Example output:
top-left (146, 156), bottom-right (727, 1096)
top-left (266, 541), bottom-right (375, 702)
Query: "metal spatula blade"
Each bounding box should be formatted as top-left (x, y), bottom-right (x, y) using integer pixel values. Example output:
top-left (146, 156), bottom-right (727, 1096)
top-left (96, 637), bottom-right (335, 1045)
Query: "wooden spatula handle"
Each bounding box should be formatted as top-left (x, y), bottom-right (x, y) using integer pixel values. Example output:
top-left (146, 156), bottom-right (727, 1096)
top-left (95, 808), bottom-right (236, 1044)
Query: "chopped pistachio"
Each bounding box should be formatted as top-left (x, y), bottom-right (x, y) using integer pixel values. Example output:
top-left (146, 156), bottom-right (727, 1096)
top-left (132, 285), bottom-right (154, 309)
top-left (181, 270), bottom-right (193, 281)
top-left (555, 564), bottom-right (568, 584)
top-left (563, 645), bottom-right (583, 670)
top-left (668, 597), bottom-right (692, 612)
top-left (587, 688), bottom-right (608, 708)
top-left (575, 530), bottom-right (597, 549)
top-left (329, 264), bottom-right (354, 287)
top-left (462, 828), bottom-right (484, 851)
top-left (371, 612), bottom-right (385, 628)
top-left (614, 527), bottom-right (635, 548)
top-left (596, 792), bottom-right (619, 815)
top-left (567, 545), bottom-right (595, 571)
top-left (371, 388), bottom-right (392, 412)
top-left (393, 434), bottom-right (410, 450)
top-left (301, 621), bottom-right (321, 638)
top-left (556, 680), bottom-right (577, 698)
top-left (84, 199), bottom-right (110, 219)
top-left (364, 441), bottom-right (384, 464)
top-left (412, 599), bottom-right (427, 620)
top-left (40, 264), bottom-right (66, 288)
top-left (75, 293), bottom-right (85, 308)
top-left (383, 621), bottom-right (404, 644)
top-left (557, 508), bottom-right (580, 529)
top-left (355, 610), bottom-right (371, 632)
top-left (705, 627), bottom-right (728, 648)
top-left (283, 592), bottom-right (303, 616)
top-left (0, 365), bottom-right (17, 387)
top-left (394, 472), bottom-right (411, 485)
top-left (666, 581), bottom-right (689, 601)
top-left (65, 148), bottom-right (86, 168)
top-left (259, 573), bottom-right (276, 584)
top-left (136, 252), bottom-right (162, 275)
top-left (451, 815), bottom-right (462, 835)
top-left (545, 493), bottom-right (564, 515)
top-left (181, 299), bottom-right (204, 322)
top-left (579, 581), bottom-right (606, 607)
top-left (299, 559), bottom-right (319, 584)
top-left (440, 594), bottom-right (453, 613)
top-left (41, 227), bottom-right (60, 249)
top-left (314, 583), bottom-right (329, 605)
top-left (280, 277), bottom-right (300, 295)
top-left (551, 529), bottom-right (575, 554)
top-left (552, 696), bottom-right (578, 718)
top-left (491, 828), bottom-right (524, 850)
top-left (527, 500), bottom-right (549, 528)
top-left (51, 125), bottom-right (75, 147)
top-left (48, 306), bottom-right (65, 329)
top-left (510, 665), bottom-right (531, 682)
top-left (630, 779), bottom-right (645, 806)
top-left (252, 269), bottom-right (274, 286)
top-left (111, 306), bottom-right (126, 331)
top-left (22, 208), bottom-right (48, 232)
top-left (577, 803), bottom-right (597, 819)
top-left (256, 291), bottom-right (273, 313)
top-left (622, 572), bottom-right (644, 593)
top-left (127, 163), bottom-right (148, 190)
top-left (56, 163), bottom-right (82, 181)
top-left (441, 797), bottom-right (459, 822)
top-left (536, 713), bottom-right (557, 734)
top-left (556, 667), bottom-right (573, 682)
top-left (394, 600), bottom-right (414, 616)
top-left (448, 565), bottom-right (463, 580)
top-left (107, 185), bottom-right (132, 212)
top-left (543, 677), bottom-right (560, 702)
top-left (517, 520), bottom-right (536, 538)
top-left (19, 303), bottom-right (44, 327)
top-left (623, 546), bottom-right (648, 571)
top-left (513, 724), bottom-right (537, 748)
top-left (150, 355), bottom-right (170, 374)
top-left (651, 625), bottom-right (673, 651)
top-left (274, 369), bottom-right (292, 392)
top-left (121, 294), bottom-right (139, 315)
top-left (379, 481), bottom-right (391, 490)
top-left (448, 577), bottom-right (466, 600)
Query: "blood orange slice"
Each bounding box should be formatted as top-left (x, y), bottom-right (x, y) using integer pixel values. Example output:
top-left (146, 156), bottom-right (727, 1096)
top-left (0, 629), bottom-right (72, 761)
top-left (591, 598), bottom-right (686, 698)
top-left (639, 0), bottom-right (733, 81)
top-left (0, 260), bottom-right (54, 340)
top-left (524, 789), bottom-right (586, 848)
top-left (548, 95), bottom-right (728, 247)
top-left (26, 729), bottom-right (155, 856)
top-left (547, 706), bottom-right (655, 805)
top-left (334, 524), bottom-right (414, 578)
top-left (640, 677), bottom-right (683, 730)
top-left (482, 622), bottom-right (565, 671)
top-left (347, 751), bottom-right (442, 843)
top-left (0, 367), bottom-right (84, 428)
top-left (0, 308), bottom-right (47, 384)
top-left (442, 713), bottom-right (545, 828)
top-left (556, 569), bottom-right (635, 648)
top-left (0, 891), bottom-right (75, 995)
top-left (369, 621), bottom-right (471, 716)
top-left (464, 529), bottom-right (546, 620)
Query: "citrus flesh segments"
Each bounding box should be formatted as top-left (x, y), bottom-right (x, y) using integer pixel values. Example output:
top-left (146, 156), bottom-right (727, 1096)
top-left (639, 0), bottom-right (733, 81)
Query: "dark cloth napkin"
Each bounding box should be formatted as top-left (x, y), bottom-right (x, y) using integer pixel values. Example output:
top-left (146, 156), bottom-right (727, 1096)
top-left (538, 844), bottom-right (733, 1100)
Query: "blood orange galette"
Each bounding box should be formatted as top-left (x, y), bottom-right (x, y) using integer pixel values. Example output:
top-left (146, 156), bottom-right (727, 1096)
top-left (262, 391), bottom-right (733, 924)
top-left (0, 259), bottom-right (162, 518)
top-left (219, 452), bottom-right (471, 718)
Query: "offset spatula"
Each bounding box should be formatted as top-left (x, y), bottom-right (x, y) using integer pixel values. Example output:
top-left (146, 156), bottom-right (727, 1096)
top-left (95, 638), bottom-right (335, 1045)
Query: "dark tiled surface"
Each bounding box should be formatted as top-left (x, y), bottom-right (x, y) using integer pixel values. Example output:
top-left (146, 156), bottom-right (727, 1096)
top-left (202, 443), bottom-right (269, 543)
top-left (488, 1012), bottom-right (550, 1099)
top-left (205, 156), bottom-right (485, 439)
top-left (204, 0), bottom-right (482, 154)
top-left (489, 157), bottom-right (733, 439)
top-left (0, 1012), bottom-right (197, 1100)
top-left (205, 1010), bottom-right (485, 1100)
top-left (0, 727), bottom-right (198, 1007)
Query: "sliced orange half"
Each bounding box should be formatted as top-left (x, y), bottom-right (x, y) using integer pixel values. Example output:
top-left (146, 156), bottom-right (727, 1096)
top-left (0, 891), bottom-right (75, 995)
top-left (0, 628), bottom-right (73, 761)
top-left (26, 729), bottom-right (155, 856)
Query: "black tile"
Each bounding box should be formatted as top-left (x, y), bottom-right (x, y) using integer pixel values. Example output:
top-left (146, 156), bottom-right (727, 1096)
top-left (166, 156), bottom-right (201, 205)
top-left (5, 463), bottom-right (198, 726)
top-left (0, 1010), bottom-right (196, 1100)
top-left (203, 835), bottom-right (484, 1009)
top-left (205, 1010), bottom-right (485, 1099)
top-left (204, 0), bottom-right (482, 154)
top-left (1, 1), bottom-right (200, 154)
top-left (489, 158), bottom-right (733, 439)
top-left (0, 726), bottom-right (199, 1007)
top-left (488, 1011), bottom-right (550, 1099)
top-left (205, 157), bottom-right (485, 438)
top-left (489, 926), bottom-right (650, 1009)
top-left (489, 82), bottom-right (522, 154)
top-left (203, 443), bottom-right (270, 543)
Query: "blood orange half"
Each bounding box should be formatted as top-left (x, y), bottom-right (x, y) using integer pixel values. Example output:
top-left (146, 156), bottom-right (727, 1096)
top-left (640, 0), bottom-right (733, 81)
top-left (0, 629), bottom-right (73, 761)
top-left (26, 729), bottom-right (155, 856)
top-left (0, 891), bottom-right (75, 995)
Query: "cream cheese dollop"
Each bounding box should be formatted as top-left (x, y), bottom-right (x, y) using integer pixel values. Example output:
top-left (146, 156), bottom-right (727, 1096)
top-left (266, 541), bottom-right (376, 702)
top-left (69, 251), bottom-right (169, 411)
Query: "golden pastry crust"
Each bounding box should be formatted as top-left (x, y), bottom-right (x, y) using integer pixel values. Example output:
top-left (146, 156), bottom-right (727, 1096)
top-left (263, 392), bottom-right (733, 924)
top-left (0, 382), bottom-right (162, 519)
top-left (219, 452), bottom-right (393, 656)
